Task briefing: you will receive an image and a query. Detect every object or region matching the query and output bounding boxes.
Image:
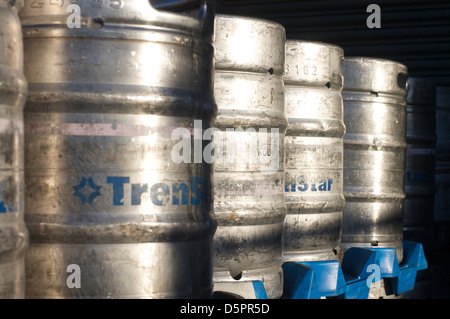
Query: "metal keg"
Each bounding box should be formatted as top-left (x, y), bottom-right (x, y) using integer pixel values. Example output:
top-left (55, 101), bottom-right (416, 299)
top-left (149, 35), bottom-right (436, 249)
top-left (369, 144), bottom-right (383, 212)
top-left (435, 87), bottom-right (450, 223)
top-left (0, 0), bottom-right (29, 299)
top-left (212, 14), bottom-right (287, 299)
top-left (20, 0), bottom-right (216, 298)
top-left (341, 57), bottom-right (408, 262)
top-left (283, 41), bottom-right (345, 262)
top-left (403, 77), bottom-right (436, 242)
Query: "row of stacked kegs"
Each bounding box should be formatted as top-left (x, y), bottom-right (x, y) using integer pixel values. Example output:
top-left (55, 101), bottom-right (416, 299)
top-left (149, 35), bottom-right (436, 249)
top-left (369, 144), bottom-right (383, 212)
top-left (0, 0), bottom-right (446, 299)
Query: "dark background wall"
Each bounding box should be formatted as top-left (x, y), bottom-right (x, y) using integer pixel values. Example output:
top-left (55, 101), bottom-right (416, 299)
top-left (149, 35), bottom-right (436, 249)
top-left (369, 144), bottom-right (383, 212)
top-left (218, 0), bottom-right (450, 87)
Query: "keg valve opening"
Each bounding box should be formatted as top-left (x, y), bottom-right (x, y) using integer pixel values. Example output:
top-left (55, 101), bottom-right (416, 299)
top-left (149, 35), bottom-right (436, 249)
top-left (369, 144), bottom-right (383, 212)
top-left (88, 18), bottom-right (104, 29)
top-left (397, 73), bottom-right (408, 90)
top-left (230, 271), bottom-right (243, 281)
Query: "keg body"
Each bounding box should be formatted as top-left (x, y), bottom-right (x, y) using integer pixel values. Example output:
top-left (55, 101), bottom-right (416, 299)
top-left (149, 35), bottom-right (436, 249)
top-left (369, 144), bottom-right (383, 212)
top-left (212, 15), bottom-right (287, 299)
top-left (283, 41), bottom-right (345, 262)
top-left (435, 87), bottom-right (450, 223)
top-left (341, 58), bottom-right (408, 262)
top-left (403, 78), bottom-right (436, 239)
top-left (0, 0), bottom-right (29, 299)
top-left (20, 1), bottom-right (216, 298)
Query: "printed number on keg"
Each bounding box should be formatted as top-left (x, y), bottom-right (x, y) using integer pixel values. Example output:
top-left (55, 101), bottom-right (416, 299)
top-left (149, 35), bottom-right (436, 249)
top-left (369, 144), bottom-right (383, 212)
top-left (30, 0), bottom-right (124, 9)
top-left (302, 64), bottom-right (318, 76)
top-left (285, 64), bottom-right (318, 76)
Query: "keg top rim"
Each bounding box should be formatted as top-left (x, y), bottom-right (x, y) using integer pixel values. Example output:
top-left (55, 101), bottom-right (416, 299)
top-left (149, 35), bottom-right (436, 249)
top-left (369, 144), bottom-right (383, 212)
top-left (342, 56), bottom-right (408, 95)
top-left (18, 0), bottom-right (214, 36)
top-left (215, 13), bottom-right (285, 31)
top-left (286, 39), bottom-right (344, 53)
top-left (343, 56), bottom-right (408, 69)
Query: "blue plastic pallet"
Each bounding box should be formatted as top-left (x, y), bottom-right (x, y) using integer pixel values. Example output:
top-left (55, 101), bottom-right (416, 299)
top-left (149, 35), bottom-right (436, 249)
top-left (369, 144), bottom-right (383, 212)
top-left (282, 241), bottom-right (428, 299)
top-left (253, 281), bottom-right (269, 299)
top-left (282, 260), bottom-right (347, 299)
top-left (339, 247), bottom-right (381, 299)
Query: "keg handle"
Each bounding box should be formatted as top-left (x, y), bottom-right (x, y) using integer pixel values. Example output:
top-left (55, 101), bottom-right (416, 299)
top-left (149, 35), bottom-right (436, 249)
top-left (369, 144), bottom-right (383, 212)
top-left (148, 0), bottom-right (215, 39)
top-left (397, 72), bottom-right (408, 91)
top-left (198, 0), bottom-right (215, 39)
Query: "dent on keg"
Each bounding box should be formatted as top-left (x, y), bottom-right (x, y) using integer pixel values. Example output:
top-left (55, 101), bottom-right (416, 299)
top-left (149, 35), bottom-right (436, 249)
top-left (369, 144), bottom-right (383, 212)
top-left (0, 0), bottom-right (29, 299)
top-left (341, 57), bottom-right (408, 263)
top-left (212, 14), bottom-right (287, 299)
top-left (20, 0), bottom-right (216, 298)
top-left (283, 40), bottom-right (345, 263)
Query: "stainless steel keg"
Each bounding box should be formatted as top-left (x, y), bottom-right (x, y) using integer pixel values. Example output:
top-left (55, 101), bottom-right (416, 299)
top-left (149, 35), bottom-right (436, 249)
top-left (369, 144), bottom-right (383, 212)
top-left (0, 0), bottom-right (29, 299)
top-left (283, 41), bottom-right (345, 262)
top-left (212, 14), bottom-right (287, 299)
top-left (403, 77), bottom-right (436, 240)
top-left (341, 57), bottom-right (408, 262)
top-left (20, 0), bottom-right (216, 298)
top-left (435, 87), bottom-right (450, 223)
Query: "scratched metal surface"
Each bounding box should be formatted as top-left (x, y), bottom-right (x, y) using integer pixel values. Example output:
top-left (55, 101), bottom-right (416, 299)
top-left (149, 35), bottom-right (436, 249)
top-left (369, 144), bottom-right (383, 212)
top-left (340, 57), bottom-right (408, 263)
top-left (212, 14), bottom-right (287, 299)
top-left (20, 0), bottom-right (217, 298)
top-left (0, 0), bottom-right (29, 299)
top-left (283, 40), bottom-right (345, 263)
